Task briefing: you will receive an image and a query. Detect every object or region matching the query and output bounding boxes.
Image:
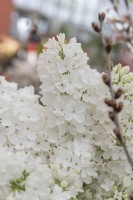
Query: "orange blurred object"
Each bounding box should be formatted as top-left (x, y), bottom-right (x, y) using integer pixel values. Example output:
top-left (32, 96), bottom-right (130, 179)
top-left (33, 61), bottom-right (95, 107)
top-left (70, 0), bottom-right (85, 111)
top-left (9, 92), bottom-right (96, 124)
top-left (0, 36), bottom-right (21, 65)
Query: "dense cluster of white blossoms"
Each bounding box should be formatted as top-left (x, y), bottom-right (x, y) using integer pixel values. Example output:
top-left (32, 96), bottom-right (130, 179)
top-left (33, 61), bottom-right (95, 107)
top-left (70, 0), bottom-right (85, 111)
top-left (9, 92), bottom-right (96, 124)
top-left (0, 33), bottom-right (132, 199)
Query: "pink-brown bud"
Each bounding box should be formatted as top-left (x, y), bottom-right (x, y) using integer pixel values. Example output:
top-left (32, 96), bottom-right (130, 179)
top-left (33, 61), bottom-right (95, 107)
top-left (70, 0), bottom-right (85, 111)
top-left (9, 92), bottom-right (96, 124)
top-left (105, 38), bottom-right (112, 54)
top-left (104, 98), bottom-right (116, 108)
top-left (92, 22), bottom-right (101, 33)
top-left (102, 74), bottom-right (110, 86)
top-left (115, 88), bottom-right (123, 99)
top-left (115, 102), bottom-right (124, 112)
top-left (113, 128), bottom-right (122, 142)
top-left (99, 12), bottom-right (106, 22)
top-left (109, 111), bottom-right (115, 121)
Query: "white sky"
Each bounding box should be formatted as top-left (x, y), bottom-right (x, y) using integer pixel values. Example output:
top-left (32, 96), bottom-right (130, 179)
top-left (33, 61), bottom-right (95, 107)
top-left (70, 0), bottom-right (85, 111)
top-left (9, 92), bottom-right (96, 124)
top-left (12, 0), bottom-right (100, 27)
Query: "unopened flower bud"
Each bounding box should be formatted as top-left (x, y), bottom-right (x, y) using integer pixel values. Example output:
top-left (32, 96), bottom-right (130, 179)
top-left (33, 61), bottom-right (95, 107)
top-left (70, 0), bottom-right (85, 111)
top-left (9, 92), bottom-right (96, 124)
top-left (115, 102), bottom-right (124, 112)
top-left (60, 181), bottom-right (68, 188)
top-left (92, 22), bottom-right (101, 33)
top-left (102, 73), bottom-right (110, 86)
top-left (109, 111), bottom-right (115, 121)
top-left (115, 88), bottom-right (123, 99)
top-left (51, 163), bottom-right (60, 171)
top-left (113, 128), bottom-right (122, 142)
top-left (105, 38), bottom-right (112, 54)
top-left (99, 12), bottom-right (106, 22)
top-left (104, 98), bottom-right (116, 108)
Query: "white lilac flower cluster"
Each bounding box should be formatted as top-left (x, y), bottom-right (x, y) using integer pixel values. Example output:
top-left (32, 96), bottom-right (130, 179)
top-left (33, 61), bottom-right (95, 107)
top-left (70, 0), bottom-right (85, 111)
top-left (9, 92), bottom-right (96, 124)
top-left (0, 33), bottom-right (132, 200)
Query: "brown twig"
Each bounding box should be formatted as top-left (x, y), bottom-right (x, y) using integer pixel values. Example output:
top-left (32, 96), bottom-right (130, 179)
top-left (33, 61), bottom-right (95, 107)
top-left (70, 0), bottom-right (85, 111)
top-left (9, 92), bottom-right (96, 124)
top-left (92, 13), bottom-right (133, 170)
top-left (109, 0), bottom-right (121, 18)
top-left (109, 0), bottom-right (133, 52)
top-left (124, 0), bottom-right (129, 9)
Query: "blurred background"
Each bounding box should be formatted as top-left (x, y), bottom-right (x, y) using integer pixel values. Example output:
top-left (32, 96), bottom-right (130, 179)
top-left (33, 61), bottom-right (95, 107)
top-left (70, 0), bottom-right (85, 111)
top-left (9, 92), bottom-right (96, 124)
top-left (0, 0), bottom-right (133, 91)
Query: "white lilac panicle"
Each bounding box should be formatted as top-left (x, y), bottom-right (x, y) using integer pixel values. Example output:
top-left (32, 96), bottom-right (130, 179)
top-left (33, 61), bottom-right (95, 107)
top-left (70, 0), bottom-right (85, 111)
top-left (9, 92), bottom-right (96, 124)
top-left (0, 147), bottom-right (82, 200)
top-left (0, 147), bottom-right (51, 200)
top-left (0, 33), bottom-right (132, 199)
top-left (0, 77), bottom-right (49, 153)
top-left (37, 34), bottom-right (133, 199)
